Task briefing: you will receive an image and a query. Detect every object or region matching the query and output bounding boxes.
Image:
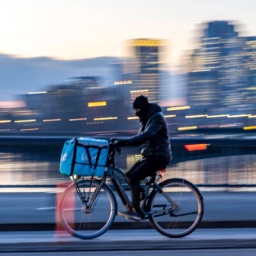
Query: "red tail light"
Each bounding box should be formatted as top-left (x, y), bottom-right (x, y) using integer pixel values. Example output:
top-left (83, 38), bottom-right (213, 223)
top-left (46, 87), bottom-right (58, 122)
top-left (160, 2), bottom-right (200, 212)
top-left (184, 144), bottom-right (208, 151)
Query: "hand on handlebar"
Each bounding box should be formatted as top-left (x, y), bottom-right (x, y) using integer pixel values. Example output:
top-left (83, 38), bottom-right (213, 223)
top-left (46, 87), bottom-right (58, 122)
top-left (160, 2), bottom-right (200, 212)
top-left (109, 138), bottom-right (122, 154)
top-left (110, 138), bottom-right (128, 147)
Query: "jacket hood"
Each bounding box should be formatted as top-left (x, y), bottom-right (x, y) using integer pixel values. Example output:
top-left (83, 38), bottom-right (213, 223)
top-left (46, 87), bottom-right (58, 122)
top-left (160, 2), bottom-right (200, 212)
top-left (136, 103), bottom-right (162, 125)
top-left (146, 103), bottom-right (162, 120)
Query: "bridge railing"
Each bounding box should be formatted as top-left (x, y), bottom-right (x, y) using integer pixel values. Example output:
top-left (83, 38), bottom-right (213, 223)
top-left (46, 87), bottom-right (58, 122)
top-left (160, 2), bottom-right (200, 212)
top-left (0, 135), bottom-right (256, 190)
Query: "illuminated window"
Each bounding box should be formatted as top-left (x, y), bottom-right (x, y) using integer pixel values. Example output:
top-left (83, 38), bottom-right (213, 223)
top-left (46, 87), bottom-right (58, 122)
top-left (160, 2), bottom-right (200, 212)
top-left (88, 102), bottom-right (107, 107)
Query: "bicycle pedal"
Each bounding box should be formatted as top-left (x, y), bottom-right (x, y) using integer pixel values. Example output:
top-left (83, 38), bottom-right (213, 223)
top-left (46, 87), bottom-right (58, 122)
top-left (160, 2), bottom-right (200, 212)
top-left (118, 211), bottom-right (142, 221)
top-left (125, 216), bottom-right (141, 222)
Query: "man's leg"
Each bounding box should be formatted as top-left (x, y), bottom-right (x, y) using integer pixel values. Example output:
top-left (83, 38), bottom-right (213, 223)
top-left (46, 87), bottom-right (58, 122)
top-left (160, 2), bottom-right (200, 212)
top-left (127, 158), bottom-right (167, 215)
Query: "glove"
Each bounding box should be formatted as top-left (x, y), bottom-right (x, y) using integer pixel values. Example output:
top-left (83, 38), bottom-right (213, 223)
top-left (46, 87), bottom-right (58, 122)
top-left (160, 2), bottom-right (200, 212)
top-left (110, 138), bottom-right (128, 147)
top-left (116, 139), bottom-right (128, 147)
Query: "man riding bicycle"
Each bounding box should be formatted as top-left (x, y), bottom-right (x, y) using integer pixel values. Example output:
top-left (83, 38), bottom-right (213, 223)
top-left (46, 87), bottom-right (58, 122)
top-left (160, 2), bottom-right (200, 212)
top-left (111, 95), bottom-right (171, 221)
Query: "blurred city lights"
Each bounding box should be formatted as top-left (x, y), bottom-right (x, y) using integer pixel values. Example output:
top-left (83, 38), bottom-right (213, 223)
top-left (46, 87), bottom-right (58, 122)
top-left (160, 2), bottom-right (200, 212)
top-left (88, 102), bottom-right (107, 107)
top-left (0, 20), bottom-right (256, 135)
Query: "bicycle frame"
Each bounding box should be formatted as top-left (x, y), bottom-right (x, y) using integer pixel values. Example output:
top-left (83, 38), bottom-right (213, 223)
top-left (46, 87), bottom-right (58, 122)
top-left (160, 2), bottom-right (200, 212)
top-left (107, 166), bottom-right (134, 211)
top-left (76, 166), bottom-right (179, 219)
top-left (74, 165), bottom-right (178, 219)
top-left (140, 175), bottom-right (179, 217)
top-left (107, 166), bottom-right (170, 216)
top-left (72, 141), bottom-right (181, 219)
top-left (73, 166), bottom-right (133, 213)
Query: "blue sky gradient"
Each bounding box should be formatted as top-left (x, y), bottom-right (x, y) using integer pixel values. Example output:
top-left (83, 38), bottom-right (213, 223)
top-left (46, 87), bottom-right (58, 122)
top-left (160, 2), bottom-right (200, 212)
top-left (1, 0), bottom-right (256, 66)
top-left (1, 0), bottom-right (256, 101)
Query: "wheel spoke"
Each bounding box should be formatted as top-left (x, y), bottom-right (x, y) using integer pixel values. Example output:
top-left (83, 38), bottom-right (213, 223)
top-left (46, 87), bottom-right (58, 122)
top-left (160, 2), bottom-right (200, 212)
top-left (58, 180), bottom-right (116, 239)
top-left (148, 178), bottom-right (204, 238)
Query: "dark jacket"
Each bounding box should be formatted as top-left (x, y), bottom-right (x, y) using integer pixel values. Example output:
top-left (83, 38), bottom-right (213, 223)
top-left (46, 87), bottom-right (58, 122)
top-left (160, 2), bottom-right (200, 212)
top-left (127, 103), bottom-right (171, 161)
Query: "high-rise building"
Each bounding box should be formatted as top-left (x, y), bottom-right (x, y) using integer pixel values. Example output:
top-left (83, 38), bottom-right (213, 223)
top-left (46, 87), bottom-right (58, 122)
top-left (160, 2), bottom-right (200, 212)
top-left (187, 21), bottom-right (246, 110)
top-left (242, 36), bottom-right (256, 105)
top-left (187, 70), bottom-right (218, 110)
top-left (126, 38), bottom-right (165, 104)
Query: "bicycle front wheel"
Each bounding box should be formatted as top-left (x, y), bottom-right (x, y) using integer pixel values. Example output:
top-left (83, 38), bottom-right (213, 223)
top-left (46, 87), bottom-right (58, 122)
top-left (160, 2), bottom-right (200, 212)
top-left (147, 178), bottom-right (204, 238)
top-left (58, 179), bottom-right (117, 239)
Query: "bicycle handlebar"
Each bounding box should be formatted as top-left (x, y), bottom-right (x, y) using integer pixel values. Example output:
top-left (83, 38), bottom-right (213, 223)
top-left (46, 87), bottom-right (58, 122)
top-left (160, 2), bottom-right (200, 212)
top-left (109, 142), bottom-right (121, 153)
top-left (108, 142), bottom-right (121, 165)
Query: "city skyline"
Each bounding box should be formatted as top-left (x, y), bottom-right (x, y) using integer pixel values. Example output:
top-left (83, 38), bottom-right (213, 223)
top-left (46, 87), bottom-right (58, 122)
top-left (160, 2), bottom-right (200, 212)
top-left (0, 19), bottom-right (254, 103)
top-left (2, 19), bottom-right (256, 135)
top-left (1, 0), bottom-right (256, 68)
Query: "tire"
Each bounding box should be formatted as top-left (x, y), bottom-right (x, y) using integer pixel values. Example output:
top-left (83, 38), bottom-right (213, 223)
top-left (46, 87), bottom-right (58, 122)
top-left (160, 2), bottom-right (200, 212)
top-left (147, 178), bottom-right (204, 238)
top-left (58, 179), bottom-right (117, 239)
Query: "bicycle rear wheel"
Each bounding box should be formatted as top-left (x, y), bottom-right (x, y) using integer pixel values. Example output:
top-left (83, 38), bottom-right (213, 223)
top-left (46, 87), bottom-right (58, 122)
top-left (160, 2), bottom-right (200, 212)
top-left (147, 178), bottom-right (204, 238)
top-left (58, 179), bottom-right (117, 239)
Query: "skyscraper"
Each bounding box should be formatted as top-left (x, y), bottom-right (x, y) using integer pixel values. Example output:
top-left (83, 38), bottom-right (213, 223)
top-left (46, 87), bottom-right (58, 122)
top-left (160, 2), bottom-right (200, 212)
top-left (126, 38), bottom-right (165, 104)
top-left (187, 21), bottom-right (246, 110)
top-left (242, 36), bottom-right (256, 105)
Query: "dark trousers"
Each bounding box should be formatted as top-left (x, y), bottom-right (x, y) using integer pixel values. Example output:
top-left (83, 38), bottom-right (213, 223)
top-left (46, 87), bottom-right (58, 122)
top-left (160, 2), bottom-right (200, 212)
top-left (126, 156), bottom-right (169, 211)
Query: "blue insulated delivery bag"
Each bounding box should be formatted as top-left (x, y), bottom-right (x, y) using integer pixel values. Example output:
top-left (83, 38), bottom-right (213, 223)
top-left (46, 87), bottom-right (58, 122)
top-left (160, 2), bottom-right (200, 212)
top-left (59, 137), bottom-right (109, 177)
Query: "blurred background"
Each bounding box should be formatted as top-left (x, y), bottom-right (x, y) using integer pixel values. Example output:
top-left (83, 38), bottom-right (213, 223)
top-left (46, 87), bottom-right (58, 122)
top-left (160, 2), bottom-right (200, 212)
top-left (1, 0), bottom-right (256, 191)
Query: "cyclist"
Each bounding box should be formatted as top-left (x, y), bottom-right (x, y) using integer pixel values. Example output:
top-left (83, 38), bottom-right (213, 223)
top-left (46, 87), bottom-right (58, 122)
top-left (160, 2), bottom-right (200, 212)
top-left (111, 95), bottom-right (171, 221)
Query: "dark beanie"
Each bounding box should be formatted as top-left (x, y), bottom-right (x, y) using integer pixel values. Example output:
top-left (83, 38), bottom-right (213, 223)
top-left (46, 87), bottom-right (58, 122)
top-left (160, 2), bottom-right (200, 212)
top-left (133, 95), bottom-right (149, 109)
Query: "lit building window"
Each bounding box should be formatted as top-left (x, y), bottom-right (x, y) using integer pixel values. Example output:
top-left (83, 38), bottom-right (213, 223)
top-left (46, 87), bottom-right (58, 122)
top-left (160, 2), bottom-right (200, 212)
top-left (88, 102), bottom-right (107, 107)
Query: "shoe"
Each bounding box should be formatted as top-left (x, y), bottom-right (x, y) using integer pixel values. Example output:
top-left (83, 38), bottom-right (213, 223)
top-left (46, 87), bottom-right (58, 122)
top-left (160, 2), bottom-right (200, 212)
top-left (118, 210), bottom-right (142, 221)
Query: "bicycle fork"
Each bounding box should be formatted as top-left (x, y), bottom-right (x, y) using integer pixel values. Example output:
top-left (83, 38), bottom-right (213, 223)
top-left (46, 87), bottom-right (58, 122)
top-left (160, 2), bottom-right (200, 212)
top-left (75, 178), bottom-right (106, 213)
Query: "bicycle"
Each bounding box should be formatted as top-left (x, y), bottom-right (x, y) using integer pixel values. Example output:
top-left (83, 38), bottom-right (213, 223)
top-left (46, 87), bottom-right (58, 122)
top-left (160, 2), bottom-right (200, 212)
top-left (58, 143), bottom-right (204, 239)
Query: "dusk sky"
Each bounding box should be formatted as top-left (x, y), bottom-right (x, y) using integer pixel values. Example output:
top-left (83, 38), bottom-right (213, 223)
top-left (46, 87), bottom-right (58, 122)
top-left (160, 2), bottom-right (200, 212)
top-left (1, 0), bottom-right (256, 68)
top-left (1, 0), bottom-right (256, 102)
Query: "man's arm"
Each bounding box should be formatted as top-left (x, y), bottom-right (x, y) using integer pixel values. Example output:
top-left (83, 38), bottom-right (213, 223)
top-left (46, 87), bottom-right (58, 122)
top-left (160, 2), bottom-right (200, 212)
top-left (127, 113), bottom-right (165, 146)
